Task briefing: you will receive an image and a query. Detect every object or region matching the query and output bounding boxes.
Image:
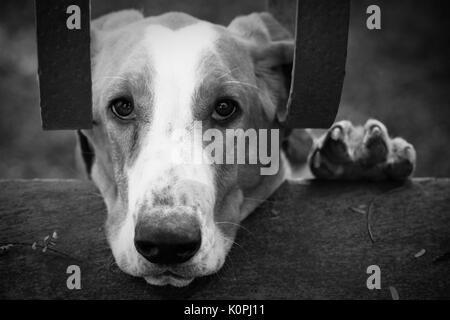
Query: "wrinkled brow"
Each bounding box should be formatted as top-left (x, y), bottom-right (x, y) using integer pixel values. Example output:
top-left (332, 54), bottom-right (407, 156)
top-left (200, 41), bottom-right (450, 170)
top-left (100, 66), bottom-right (154, 104)
top-left (191, 64), bottom-right (258, 119)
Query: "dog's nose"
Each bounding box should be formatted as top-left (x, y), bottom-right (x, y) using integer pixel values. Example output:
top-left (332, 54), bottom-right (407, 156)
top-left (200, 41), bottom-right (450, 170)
top-left (134, 209), bottom-right (201, 265)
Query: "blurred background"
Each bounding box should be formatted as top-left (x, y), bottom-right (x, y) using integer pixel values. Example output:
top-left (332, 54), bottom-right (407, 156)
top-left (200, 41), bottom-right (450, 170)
top-left (0, 0), bottom-right (449, 178)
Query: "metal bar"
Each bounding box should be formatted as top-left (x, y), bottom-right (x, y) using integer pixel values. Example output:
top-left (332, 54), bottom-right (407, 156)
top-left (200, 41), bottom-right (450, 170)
top-left (35, 0), bottom-right (92, 130)
top-left (269, 0), bottom-right (350, 128)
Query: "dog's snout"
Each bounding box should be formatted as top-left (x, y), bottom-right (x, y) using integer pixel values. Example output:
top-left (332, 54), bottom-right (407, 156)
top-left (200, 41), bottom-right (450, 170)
top-left (134, 208), bottom-right (201, 265)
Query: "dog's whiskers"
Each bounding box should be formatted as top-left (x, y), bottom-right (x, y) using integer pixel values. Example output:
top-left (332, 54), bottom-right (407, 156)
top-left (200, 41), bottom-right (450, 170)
top-left (224, 80), bottom-right (260, 91)
top-left (92, 76), bottom-right (129, 87)
top-left (229, 239), bottom-right (247, 254)
top-left (219, 255), bottom-right (238, 282)
top-left (226, 255), bottom-right (238, 281)
top-left (101, 76), bottom-right (128, 81)
top-left (224, 237), bottom-right (251, 261)
top-left (215, 221), bottom-right (256, 239)
top-left (242, 196), bottom-right (282, 204)
top-left (216, 67), bottom-right (240, 80)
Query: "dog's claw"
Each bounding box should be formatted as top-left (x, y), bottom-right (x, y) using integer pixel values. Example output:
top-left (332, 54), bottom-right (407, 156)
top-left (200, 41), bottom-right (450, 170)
top-left (370, 126), bottom-right (381, 135)
top-left (309, 119), bottom-right (416, 181)
top-left (330, 127), bottom-right (342, 141)
top-left (313, 150), bottom-right (321, 169)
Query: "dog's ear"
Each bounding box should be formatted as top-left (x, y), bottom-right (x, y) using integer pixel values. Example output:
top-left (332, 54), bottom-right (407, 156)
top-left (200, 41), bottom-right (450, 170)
top-left (82, 11), bottom-right (143, 177)
top-left (91, 10), bottom-right (144, 55)
top-left (76, 130), bottom-right (95, 179)
top-left (228, 12), bottom-right (294, 123)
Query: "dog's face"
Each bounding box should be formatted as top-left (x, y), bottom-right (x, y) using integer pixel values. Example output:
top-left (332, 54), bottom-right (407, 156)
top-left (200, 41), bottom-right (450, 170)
top-left (81, 10), bottom-right (293, 286)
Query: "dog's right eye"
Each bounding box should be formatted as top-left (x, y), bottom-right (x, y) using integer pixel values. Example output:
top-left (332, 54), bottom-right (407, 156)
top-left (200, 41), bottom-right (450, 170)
top-left (212, 98), bottom-right (239, 123)
top-left (110, 98), bottom-right (135, 120)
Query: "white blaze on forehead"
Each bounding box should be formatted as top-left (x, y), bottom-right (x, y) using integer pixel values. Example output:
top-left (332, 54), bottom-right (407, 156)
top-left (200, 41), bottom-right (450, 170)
top-left (127, 23), bottom-right (219, 213)
top-left (144, 23), bottom-right (218, 130)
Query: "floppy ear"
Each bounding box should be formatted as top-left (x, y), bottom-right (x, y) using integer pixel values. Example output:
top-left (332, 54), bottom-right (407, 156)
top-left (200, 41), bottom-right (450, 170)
top-left (76, 130), bottom-right (95, 178)
top-left (79, 10), bottom-right (144, 177)
top-left (228, 12), bottom-right (294, 123)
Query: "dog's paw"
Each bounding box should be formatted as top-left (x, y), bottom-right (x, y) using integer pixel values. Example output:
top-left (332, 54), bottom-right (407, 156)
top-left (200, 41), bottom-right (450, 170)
top-left (309, 119), bottom-right (416, 181)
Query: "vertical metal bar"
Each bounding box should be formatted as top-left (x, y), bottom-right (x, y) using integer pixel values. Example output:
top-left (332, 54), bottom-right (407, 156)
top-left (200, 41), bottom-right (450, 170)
top-left (268, 0), bottom-right (350, 129)
top-left (35, 0), bottom-right (92, 130)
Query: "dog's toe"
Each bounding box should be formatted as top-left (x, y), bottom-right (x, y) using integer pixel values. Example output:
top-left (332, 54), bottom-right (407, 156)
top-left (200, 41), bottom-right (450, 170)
top-left (386, 138), bottom-right (416, 180)
top-left (319, 121), bottom-right (354, 163)
top-left (358, 119), bottom-right (390, 167)
top-left (309, 121), bottom-right (355, 179)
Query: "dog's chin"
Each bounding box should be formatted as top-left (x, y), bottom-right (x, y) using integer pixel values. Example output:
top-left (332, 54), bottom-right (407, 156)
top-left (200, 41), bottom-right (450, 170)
top-left (144, 274), bottom-right (194, 287)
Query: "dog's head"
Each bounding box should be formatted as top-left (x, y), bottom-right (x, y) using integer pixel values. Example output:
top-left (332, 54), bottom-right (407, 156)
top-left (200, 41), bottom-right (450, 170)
top-left (80, 10), bottom-right (294, 286)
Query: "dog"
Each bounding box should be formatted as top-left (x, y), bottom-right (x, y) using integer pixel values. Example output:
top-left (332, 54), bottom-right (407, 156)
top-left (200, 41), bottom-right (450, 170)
top-left (77, 10), bottom-right (416, 287)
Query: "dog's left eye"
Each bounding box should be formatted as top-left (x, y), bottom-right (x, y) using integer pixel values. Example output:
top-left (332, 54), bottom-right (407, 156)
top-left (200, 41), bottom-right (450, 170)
top-left (212, 99), bottom-right (239, 122)
top-left (110, 98), bottom-right (135, 120)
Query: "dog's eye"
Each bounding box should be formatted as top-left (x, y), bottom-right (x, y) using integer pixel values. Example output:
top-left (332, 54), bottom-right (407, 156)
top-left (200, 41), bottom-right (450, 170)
top-left (212, 99), bottom-right (239, 122)
top-left (110, 98), bottom-right (135, 120)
